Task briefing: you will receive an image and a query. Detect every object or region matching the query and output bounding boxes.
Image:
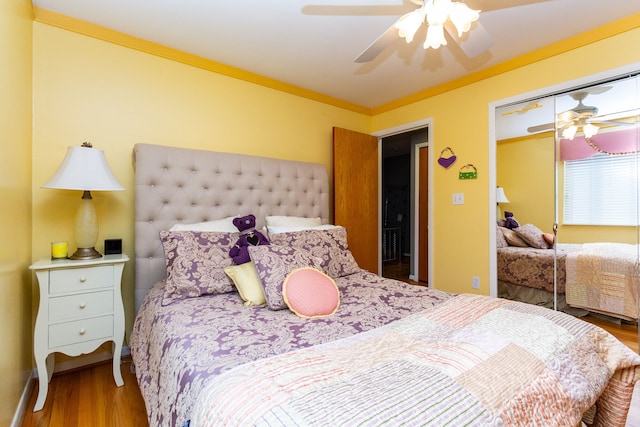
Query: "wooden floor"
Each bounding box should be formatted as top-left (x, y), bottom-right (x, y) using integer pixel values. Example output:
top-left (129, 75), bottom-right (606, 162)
top-left (22, 357), bottom-right (148, 427)
top-left (21, 263), bottom-right (640, 426)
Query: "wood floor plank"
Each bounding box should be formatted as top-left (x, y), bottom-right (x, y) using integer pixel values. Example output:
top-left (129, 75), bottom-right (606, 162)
top-left (22, 358), bottom-right (147, 427)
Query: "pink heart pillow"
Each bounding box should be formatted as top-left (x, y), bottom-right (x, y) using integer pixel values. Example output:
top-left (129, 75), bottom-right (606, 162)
top-left (282, 268), bottom-right (340, 318)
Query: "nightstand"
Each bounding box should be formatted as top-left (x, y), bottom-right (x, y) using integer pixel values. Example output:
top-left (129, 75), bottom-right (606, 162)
top-left (29, 254), bottom-right (128, 412)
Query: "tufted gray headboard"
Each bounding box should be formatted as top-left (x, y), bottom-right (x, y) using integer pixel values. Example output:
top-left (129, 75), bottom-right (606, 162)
top-left (133, 143), bottom-right (329, 311)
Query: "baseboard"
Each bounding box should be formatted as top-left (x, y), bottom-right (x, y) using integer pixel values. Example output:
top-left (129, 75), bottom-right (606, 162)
top-left (11, 370), bottom-right (35, 427)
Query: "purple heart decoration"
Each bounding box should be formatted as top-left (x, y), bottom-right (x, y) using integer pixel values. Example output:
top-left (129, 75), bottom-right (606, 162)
top-left (438, 155), bottom-right (457, 169)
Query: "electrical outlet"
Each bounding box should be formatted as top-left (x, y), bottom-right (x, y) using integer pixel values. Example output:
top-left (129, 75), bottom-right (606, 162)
top-left (472, 276), bottom-right (480, 289)
top-left (452, 193), bottom-right (464, 205)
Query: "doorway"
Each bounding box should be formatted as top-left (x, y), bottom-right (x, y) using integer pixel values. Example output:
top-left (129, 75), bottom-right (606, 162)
top-left (380, 127), bottom-right (428, 284)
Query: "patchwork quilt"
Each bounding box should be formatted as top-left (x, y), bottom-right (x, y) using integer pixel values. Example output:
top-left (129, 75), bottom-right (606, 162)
top-left (566, 242), bottom-right (640, 319)
top-left (190, 294), bottom-right (640, 427)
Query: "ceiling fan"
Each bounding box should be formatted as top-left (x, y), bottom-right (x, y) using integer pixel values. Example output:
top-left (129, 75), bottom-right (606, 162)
top-left (303, 0), bottom-right (550, 63)
top-left (354, 0), bottom-right (492, 63)
top-left (527, 87), bottom-right (629, 139)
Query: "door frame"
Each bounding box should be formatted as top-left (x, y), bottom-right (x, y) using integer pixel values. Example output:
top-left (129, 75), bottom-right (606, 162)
top-left (488, 62), bottom-right (640, 298)
top-left (414, 141), bottom-right (429, 283)
top-left (374, 118), bottom-right (434, 287)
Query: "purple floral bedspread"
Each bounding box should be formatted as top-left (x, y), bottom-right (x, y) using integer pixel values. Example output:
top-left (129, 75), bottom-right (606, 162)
top-left (130, 270), bottom-right (452, 427)
top-left (497, 244), bottom-right (582, 293)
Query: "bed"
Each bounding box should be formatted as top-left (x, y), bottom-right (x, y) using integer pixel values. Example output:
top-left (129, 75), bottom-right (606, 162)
top-left (497, 244), bottom-right (584, 314)
top-left (496, 225), bottom-right (639, 320)
top-left (130, 143), bottom-right (640, 427)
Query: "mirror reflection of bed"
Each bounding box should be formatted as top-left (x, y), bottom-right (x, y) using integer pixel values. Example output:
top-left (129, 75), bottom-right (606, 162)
top-left (495, 75), bottom-right (640, 334)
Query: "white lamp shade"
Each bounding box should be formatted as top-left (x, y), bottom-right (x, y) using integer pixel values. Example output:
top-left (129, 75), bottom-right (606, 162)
top-left (496, 187), bottom-right (510, 203)
top-left (42, 146), bottom-right (125, 191)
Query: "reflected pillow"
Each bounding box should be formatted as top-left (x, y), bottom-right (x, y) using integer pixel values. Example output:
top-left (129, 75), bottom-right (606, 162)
top-left (515, 224), bottom-right (548, 249)
top-left (496, 226), bottom-right (508, 248)
top-left (160, 231), bottom-right (238, 306)
top-left (499, 227), bottom-right (529, 248)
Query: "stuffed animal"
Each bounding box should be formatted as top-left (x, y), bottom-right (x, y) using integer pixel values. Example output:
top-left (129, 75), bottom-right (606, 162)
top-left (504, 211), bottom-right (520, 230)
top-left (229, 214), bottom-right (270, 264)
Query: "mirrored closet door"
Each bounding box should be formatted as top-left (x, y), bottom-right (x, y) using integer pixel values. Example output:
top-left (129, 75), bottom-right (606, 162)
top-left (495, 74), bottom-right (639, 349)
top-left (553, 75), bottom-right (639, 330)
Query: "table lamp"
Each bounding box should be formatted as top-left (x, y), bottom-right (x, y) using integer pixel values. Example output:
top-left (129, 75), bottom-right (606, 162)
top-left (496, 186), bottom-right (510, 219)
top-left (42, 142), bottom-right (125, 260)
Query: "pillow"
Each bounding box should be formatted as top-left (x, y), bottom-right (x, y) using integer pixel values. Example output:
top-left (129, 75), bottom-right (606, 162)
top-left (248, 245), bottom-right (321, 310)
top-left (267, 224), bottom-right (338, 236)
top-left (543, 232), bottom-right (555, 247)
top-left (224, 262), bottom-right (266, 306)
top-left (499, 227), bottom-right (529, 248)
top-left (283, 268), bottom-right (340, 318)
top-left (514, 224), bottom-right (548, 249)
top-left (169, 216), bottom-right (238, 232)
top-left (268, 226), bottom-right (360, 278)
top-left (496, 226), bottom-right (508, 248)
top-left (265, 215), bottom-right (322, 227)
top-left (160, 231), bottom-right (238, 306)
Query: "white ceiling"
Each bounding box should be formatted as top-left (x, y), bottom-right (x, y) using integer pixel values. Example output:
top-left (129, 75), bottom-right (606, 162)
top-left (32, 0), bottom-right (640, 110)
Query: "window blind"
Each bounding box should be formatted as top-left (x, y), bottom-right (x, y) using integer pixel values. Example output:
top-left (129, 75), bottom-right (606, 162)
top-left (563, 153), bottom-right (639, 226)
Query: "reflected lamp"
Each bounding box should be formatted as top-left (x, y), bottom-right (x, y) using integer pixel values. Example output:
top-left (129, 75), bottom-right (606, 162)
top-left (496, 186), bottom-right (510, 219)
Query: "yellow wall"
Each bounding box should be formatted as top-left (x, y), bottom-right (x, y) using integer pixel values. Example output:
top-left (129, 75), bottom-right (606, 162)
top-left (32, 22), bottom-right (371, 339)
top-left (372, 24), bottom-right (640, 295)
top-left (11, 6), bottom-right (640, 422)
top-left (498, 133), bottom-right (637, 244)
top-left (497, 135), bottom-right (556, 231)
top-left (0, 0), bottom-right (33, 424)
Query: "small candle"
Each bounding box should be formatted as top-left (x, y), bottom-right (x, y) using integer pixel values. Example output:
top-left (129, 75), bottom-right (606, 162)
top-left (51, 242), bottom-right (69, 259)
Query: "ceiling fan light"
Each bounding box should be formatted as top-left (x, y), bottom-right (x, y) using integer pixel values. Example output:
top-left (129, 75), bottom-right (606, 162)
top-left (449, 2), bottom-right (480, 37)
top-left (394, 10), bottom-right (425, 43)
top-left (426, 0), bottom-right (452, 25)
top-left (583, 123), bottom-right (599, 138)
top-left (424, 24), bottom-right (447, 49)
top-left (562, 125), bottom-right (578, 140)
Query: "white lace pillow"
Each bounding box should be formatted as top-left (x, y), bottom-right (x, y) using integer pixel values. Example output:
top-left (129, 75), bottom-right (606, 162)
top-left (265, 215), bottom-right (322, 227)
top-left (169, 216), bottom-right (238, 232)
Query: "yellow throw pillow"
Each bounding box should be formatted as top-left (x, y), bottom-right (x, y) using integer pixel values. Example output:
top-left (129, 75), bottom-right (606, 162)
top-left (224, 262), bottom-right (266, 306)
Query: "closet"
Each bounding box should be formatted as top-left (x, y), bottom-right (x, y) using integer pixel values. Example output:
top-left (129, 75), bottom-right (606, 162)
top-left (495, 74), bottom-right (639, 336)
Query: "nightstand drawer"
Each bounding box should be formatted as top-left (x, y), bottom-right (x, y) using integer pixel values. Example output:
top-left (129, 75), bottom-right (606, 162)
top-left (49, 290), bottom-right (114, 322)
top-left (49, 315), bottom-right (114, 348)
top-left (49, 265), bottom-right (114, 294)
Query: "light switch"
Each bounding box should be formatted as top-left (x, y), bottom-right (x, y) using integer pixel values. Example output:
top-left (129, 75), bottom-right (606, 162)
top-left (452, 193), bottom-right (464, 205)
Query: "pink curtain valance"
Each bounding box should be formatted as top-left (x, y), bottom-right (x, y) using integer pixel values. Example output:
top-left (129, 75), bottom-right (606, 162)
top-left (560, 127), bottom-right (639, 161)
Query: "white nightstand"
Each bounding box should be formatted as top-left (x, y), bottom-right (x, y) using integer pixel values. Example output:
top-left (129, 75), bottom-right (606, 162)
top-left (29, 254), bottom-right (128, 412)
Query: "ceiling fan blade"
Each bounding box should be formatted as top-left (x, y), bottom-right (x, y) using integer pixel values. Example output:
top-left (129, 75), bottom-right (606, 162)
top-left (302, 0), bottom-right (412, 16)
top-left (589, 120), bottom-right (635, 126)
top-left (557, 110), bottom-right (581, 122)
top-left (465, 0), bottom-right (553, 13)
top-left (301, 4), bottom-right (408, 16)
top-left (354, 24), bottom-right (399, 63)
top-left (527, 123), bottom-right (554, 133)
top-left (444, 20), bottom-right (493, 58)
